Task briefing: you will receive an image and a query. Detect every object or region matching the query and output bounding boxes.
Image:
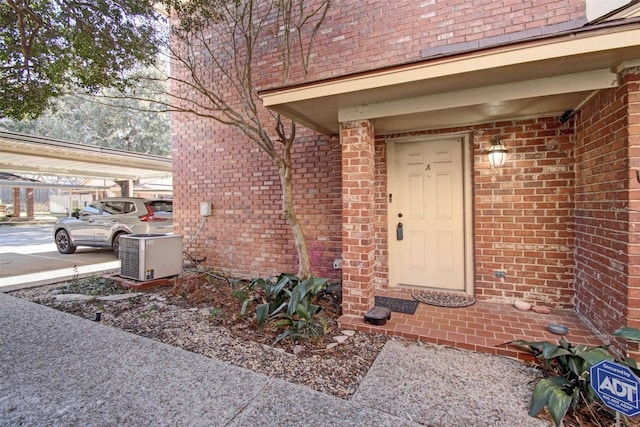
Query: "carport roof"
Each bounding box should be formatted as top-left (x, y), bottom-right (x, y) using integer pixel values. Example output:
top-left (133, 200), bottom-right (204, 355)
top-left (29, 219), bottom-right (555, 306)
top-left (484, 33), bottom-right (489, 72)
top-left (0, 131), bottom-right (172, 181)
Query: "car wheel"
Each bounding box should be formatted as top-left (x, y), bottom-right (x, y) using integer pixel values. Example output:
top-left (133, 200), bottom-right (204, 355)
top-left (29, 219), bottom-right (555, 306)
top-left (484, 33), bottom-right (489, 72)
top-left (112, 233), bottom-right (127, 257)
top-left (55, 230), bottom-right (76, 254)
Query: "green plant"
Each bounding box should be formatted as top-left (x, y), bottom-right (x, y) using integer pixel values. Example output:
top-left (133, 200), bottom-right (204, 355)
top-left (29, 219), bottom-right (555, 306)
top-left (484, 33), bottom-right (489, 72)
top-left (272, 277), bottom-right (328, 344)
top-left (240, 274), bottom-right (330, 344)
top-left (316, 282), bottom-right (342, 313)
top-left (509, 328), bottom-right (640, 427)
top-left (611, 326), bottom-right (640, 369)
top-left (232, 288), bottom-right (248, 301)
top-left (138, 305), bottom-right (158, 319)
top-left (241, 273), bottom-right (297, 327)
top-left (56, 275), bottom-right (124, 296)
top-left (209, 307), bottom-right (221, 320)
top-left (613, 326), bottom-right (640, 344)
top-left (510, 338), bottom-right (613, 426)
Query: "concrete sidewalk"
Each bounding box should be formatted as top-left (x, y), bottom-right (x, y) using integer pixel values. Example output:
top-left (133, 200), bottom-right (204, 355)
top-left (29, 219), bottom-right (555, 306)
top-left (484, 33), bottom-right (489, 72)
top-left (0, 251), bottom-right (119, 290)
top-left (0, 293), bottom-right (410, 426)
top-left (0, 293), bottom-right (548, 426)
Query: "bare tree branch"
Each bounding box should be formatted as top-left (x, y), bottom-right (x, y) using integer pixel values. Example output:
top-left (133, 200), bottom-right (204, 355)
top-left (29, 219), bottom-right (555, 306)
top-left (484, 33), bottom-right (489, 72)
top-left (90, 0), bottom-right (331, 277)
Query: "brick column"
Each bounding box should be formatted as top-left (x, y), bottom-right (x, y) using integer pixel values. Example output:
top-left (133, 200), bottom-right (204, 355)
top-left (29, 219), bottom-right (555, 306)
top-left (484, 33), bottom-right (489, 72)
top-left (26, 188), bottom-right (35, 219)
top-left (12, 188), bottom-right (21, 218)
top-left (341, 120), bottom-right (376, 316)
top-left (624, 68), bottom-right (640, 349)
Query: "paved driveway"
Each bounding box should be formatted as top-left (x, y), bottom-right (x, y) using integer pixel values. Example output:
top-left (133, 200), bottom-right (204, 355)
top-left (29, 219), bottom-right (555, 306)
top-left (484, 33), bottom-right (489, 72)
top-left (0, 225), bottom-right (119, 290)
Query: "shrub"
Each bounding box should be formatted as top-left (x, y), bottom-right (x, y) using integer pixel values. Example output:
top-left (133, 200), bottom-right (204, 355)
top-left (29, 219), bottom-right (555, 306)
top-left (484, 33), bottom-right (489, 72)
top-left (508, 328), bottom-right (640, 427)
top-left (240, 273), bottom-right (331, 344)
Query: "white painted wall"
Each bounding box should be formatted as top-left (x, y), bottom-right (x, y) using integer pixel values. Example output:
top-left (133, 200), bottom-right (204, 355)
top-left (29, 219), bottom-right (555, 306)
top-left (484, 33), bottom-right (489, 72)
top-left (49, 194), bottom-right (95, 214)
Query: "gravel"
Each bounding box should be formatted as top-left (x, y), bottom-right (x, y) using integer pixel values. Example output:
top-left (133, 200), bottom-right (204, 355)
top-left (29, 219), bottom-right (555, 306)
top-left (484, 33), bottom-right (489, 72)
top-left (9, 282), bottom-right (550, 426)
top-left (10, 283), bottom-right (387, 399)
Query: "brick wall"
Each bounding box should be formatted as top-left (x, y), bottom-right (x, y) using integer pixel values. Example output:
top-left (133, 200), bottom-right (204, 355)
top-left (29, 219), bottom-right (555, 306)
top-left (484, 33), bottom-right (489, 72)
top-left (258, 0), bottom-right (586, 85)
top-left (628, 69), bottom-right (640, 337)
top-left (172, 112), bottom-right (342, 279)
top-left (374, 118), bottom-right (575, 307)
top-left (172, 0), bottom-right (587, 284)
top-left (472, 119), bottom-right (575, 306)
top-left (574, 69), bottom-right (640, 343)
top-left (173, 114), bottom-right (579, 306)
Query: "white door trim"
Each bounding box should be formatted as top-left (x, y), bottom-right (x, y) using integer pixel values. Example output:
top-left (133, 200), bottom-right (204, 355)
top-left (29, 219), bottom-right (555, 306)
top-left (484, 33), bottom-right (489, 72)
top-left (386, 133), bottom-right (474, 296)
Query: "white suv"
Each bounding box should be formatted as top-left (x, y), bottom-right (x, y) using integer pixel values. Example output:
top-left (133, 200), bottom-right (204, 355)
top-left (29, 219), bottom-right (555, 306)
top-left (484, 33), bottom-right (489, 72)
top-left (53, 197), bottom-right (173, 255)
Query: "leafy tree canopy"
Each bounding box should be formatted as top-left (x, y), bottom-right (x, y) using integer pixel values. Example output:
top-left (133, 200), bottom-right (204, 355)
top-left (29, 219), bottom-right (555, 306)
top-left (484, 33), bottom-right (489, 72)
top-left (0, 88), bottom-right (171, 156)
top-left (0, 0), bottom-right (163, 120)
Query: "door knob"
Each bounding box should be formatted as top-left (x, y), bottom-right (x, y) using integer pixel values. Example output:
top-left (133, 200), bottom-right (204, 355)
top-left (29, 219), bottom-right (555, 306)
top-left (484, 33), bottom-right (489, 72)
top-left (398, 213), bottom-right (403, 218)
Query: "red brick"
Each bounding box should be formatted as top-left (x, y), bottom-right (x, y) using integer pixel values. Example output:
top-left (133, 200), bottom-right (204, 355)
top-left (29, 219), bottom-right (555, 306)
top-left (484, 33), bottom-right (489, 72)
top-left (171, 0), bottom-right (636, 339)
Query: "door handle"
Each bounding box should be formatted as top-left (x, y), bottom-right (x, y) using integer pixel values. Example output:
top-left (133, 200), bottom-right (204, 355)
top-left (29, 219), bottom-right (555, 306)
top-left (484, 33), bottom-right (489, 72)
top-left (396, 222), bottom-right (403, 241)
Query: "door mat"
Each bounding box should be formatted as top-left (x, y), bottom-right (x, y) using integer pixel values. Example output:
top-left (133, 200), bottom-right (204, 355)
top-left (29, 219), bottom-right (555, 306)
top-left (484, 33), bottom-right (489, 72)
top-left (412, 290), bottom-right (476, 308)
top-left (374, 296), bottom-right (419, 315)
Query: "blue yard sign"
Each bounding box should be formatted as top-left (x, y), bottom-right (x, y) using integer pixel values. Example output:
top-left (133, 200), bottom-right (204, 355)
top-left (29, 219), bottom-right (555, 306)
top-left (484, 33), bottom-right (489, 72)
top-left (590, 360), bottom-right (640, 417)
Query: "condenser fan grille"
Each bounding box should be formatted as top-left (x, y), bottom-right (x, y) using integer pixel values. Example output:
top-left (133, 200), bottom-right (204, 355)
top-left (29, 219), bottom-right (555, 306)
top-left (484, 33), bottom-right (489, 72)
top-left (119, 237), bottom-right (141, 279)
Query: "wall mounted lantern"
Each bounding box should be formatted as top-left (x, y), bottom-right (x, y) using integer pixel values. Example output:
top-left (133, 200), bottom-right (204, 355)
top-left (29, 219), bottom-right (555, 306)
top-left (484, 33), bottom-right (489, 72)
top-left (488, 135), bottom-right (507, 167)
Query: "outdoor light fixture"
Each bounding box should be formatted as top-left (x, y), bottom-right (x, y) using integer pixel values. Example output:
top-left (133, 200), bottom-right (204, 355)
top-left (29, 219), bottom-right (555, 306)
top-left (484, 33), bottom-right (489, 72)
top-left (487, 135), bottom-right (507, 167)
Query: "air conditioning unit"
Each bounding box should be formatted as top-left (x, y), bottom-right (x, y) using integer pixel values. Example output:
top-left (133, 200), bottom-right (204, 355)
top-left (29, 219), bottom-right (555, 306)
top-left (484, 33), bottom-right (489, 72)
top-left (119, 234), bottom-right (183, 281)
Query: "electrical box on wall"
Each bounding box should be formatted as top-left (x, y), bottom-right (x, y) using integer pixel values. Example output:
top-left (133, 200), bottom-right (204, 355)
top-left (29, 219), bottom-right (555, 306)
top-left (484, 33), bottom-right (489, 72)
top-left (200, 202), bottom-right (212, 216)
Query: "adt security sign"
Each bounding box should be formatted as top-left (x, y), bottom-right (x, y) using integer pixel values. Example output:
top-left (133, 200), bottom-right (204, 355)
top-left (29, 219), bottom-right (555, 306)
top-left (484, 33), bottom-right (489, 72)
top-left (590, 360), bottom-right (640, 417)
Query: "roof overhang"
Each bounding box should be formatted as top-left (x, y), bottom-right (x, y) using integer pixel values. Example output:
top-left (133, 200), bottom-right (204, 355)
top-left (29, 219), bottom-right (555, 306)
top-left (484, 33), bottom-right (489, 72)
top-left (0, 180), bottom-right (112, 190)
top-left (261, 20), bottom-right (640, 135)
top-left (0, 132), bottom-right (173, 181)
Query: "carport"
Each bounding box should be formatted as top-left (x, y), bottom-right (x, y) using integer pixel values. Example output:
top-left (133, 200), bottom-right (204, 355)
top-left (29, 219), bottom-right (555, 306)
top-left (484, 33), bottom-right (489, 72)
top-left (0, 131), bottom-right (172, 218)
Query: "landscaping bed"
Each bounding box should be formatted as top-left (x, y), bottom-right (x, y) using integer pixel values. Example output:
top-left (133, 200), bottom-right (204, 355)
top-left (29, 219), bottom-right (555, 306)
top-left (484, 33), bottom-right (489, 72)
top-left (10, 272), bottom-right (387, 399)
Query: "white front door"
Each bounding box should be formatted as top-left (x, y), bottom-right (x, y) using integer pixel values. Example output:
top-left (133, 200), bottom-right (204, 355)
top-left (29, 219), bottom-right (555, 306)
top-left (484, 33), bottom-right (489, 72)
top-left (389, 137), bottom-right (466, 291)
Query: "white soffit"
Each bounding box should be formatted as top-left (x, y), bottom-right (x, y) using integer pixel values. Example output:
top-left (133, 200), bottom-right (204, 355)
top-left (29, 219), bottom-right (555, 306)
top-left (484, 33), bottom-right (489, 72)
top-left (261, 23), bottom-right (640, 135)
top-left (338, 69), bottom-right (617, 122)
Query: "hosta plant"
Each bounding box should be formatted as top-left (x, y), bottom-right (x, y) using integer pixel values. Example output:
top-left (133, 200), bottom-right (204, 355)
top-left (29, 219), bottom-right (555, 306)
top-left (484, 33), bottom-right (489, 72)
top-left (508, 338), bottom-right (613, 426)
top-left (509, 327), bottom-right (640, 427)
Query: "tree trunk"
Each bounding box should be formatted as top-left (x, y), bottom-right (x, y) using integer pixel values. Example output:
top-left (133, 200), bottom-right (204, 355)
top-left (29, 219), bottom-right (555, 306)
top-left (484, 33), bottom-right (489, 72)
top-left (277, 159), bottom-right (310, 279)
